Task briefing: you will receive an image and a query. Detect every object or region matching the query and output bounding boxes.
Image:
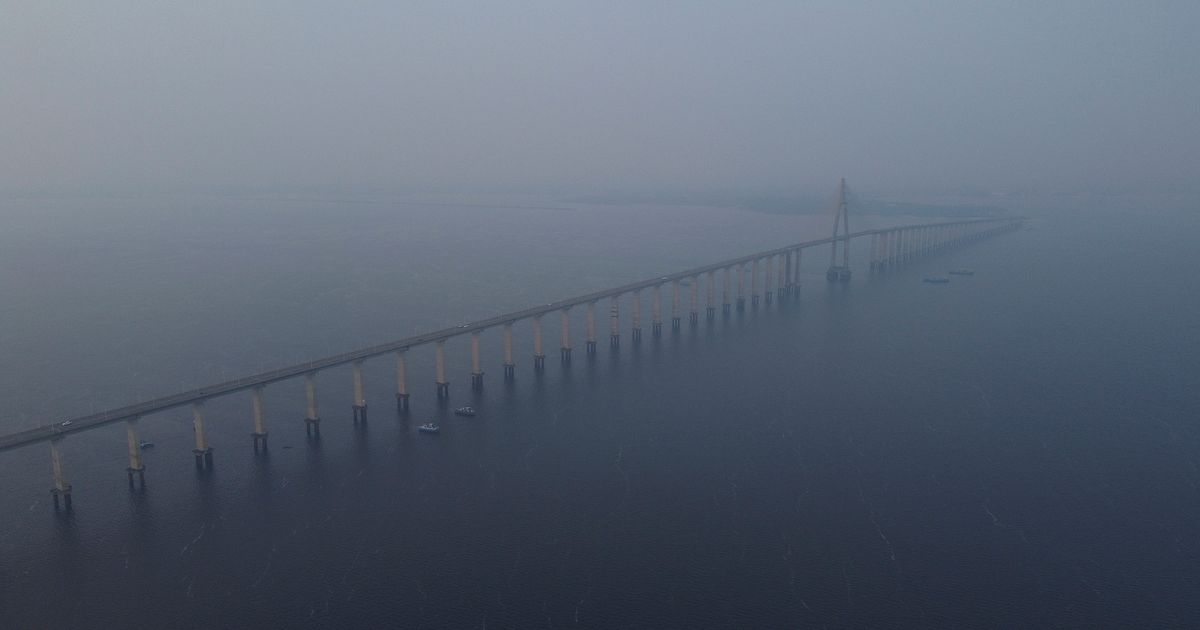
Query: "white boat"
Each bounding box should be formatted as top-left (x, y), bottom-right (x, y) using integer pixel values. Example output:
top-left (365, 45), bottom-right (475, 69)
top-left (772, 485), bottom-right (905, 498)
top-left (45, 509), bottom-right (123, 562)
top-left (454, 406), bottom-right (476, 417)
top-left (418, 423), bottom-right (440, 434)
top-left (138, 441), bottom-right (154, 449)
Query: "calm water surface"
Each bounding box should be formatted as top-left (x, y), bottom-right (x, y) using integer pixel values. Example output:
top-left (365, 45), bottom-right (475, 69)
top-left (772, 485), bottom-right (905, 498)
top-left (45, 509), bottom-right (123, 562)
top-left (1, 196), bottom-right (1198, 628)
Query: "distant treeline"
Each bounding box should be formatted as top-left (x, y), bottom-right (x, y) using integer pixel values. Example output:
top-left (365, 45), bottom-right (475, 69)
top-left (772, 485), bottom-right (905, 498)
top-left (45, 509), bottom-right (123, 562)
top-left (568, 193), bottom-right (1008, 218)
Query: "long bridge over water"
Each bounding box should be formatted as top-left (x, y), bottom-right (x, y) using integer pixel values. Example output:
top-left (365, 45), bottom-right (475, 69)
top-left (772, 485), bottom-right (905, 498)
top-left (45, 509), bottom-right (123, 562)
top-left (1, 199), bottom-right (1023, 510)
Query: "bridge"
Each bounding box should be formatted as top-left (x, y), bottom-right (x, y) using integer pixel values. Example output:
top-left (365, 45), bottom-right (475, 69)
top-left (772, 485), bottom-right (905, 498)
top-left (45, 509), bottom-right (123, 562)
top-left (0, 196), bottom-right (1023, 510)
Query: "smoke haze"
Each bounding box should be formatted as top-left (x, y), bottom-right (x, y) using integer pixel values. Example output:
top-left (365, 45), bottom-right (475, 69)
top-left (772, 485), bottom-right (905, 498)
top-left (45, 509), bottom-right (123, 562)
top-left (2, 1), bottom-right (1197, 198)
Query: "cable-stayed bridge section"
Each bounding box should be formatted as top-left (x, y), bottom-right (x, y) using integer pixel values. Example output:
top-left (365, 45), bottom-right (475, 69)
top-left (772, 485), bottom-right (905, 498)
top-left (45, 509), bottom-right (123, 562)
top-left (0, 198), bottom-right (1023, 510)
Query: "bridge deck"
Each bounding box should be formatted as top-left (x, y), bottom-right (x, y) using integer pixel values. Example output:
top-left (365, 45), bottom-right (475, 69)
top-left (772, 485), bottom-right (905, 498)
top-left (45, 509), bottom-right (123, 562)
top-left (0, 217), bottom-right (1019, 453)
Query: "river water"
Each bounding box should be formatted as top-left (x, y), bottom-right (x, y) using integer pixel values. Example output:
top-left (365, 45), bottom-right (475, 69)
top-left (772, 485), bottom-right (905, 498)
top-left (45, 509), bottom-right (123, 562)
top-left (1, 195), bottom-right (1198, 627)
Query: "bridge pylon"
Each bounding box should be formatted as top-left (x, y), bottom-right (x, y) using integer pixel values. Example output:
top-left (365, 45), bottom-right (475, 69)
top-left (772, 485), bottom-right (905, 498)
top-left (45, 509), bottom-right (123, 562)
top-left (826, 178), bottom-right (853, 282)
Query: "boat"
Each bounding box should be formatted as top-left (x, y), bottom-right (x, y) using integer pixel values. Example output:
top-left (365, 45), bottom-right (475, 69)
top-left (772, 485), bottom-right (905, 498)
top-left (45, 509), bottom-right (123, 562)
top-left (418, 423), bottom-right (440, 434)
top-left (948, 268), bottom-right (975, 276)
top-left (922, 276), bottom-right (950, 284)
top-left (453, 406), bottom-right (476, 417)
top-left (138, 441), bottom-right (154, 449)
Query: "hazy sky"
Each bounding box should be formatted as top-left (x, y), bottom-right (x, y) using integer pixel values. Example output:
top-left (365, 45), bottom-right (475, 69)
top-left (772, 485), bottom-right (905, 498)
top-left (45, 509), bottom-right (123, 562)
top-left (2, 1), bottom-right (1197, 198)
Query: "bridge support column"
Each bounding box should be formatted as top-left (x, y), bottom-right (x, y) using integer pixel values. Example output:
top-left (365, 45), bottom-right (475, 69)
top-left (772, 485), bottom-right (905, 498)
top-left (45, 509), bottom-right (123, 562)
top-left (471, 332), bottom-right (484, 389)
top-left (533, 316), bottom-right (546, 370)
top-left (631, 291), bottom-right (642, 343)
top-left (765, 256), bottom-right (774, 302)
top-left (193, 401), bottom-right (213, 469)
top-left (395, 351), bottom-right (410, 412)
top-left (503, 323), bottom-right (516, 378)
top-left (688, 276), bottom-right (699, 325)
top-left (126, 417), bottom-right (145, 487)
top-left (723, 267), bottom-right (732, 314)
top-left (352, 360), bottom-right (367, 425)
top-left (305, 372), bottom-right (320, 436)
top-left (651, 285), bottom-right (663, 337)
top-left (560, 309), bottom-right (572, 362)
top-left (609, 295), bottom-right (621, 348)
top-left (706, 271), bottom-right (716, 320)
top-left (585, 304), bottom-right (597, 356)
top-left (435, 340), bottom-right (449, 398)
top-left (784, 252), bottom-right (793, 294)
top-left (736, 264), bottom-right (746, 311)
top-left (49, 437), bottom-right (71, 511)
top-left (751, 259), bottom-right (760, 307)
top-left (251, 386), bottom-right (268, 450)
top-left (793, 249), bottom-right (803, 297)
top-left (670, 280), bottom-right (681, 330)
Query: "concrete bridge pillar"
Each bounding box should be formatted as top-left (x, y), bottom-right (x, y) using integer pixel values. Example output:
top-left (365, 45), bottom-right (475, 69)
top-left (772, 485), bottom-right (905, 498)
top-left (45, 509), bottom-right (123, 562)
top-left (609, 295), bottom-right (621, 348)
top-left (706, 271), bottom-right (716, 320)
top-left (723, 267), bottom-right (732, 315)
top-left (352, 360), bottom-right (367, 425)
top-left (736, 263), bottom-right (746, 311)
top-left (503, 323), bottom-right (516, 378)
top-left (560, 309), bottom-right (573, 362)
top-left (305, 372), bottom-right (320, 435)
top-left (251, 386), bottom-right (268, 450)
top-left (689, 276), bottom-right (699, 325)
top-left (585, 303), bottom-right (597, 356)
top-left (435, 340), bottom-right (449, 398)
top-left (533, 315), bottom-right (546, 370)
top-left (781, 252), bottom-right (790, 295)
top-left (631, 291), bottom-right (642, 342)
top-left (395, 350), bottom-right (410, 411)
top-left (671, 280), bottom-right (681, 330)
top-left (784, 252), bottom-right (793, 294)
top-left (49, 437), bottom-right (71, 510)
top-left (651, 285), bottom-right (663, 337)
top-left (471, 331), bottom-right (484, 389)
top-left (765, 256), bottom-right (774, 302)
top-left (126, 417), bottom-right (145, 487)
top-left (751, 259), bottom-right (760, 307)
top-left (193, 401), bottom-right (213, 469)
top-left (792, 249), bottom-right (802, 298)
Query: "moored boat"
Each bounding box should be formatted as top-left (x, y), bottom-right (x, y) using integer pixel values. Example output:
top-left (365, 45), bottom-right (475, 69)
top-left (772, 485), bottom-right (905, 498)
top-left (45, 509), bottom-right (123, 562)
top-left (948, 268), bottom-right (975, 275)
top-left (418, 423), bottom-right (440, 433)
top-left (453, 406), bottom-right (476, 417)
top-left (923, 276), bottom-right (950, 283)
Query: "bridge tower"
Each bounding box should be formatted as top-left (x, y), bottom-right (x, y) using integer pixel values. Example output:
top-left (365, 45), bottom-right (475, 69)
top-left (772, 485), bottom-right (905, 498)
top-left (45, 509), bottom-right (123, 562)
top-left (826, 178), bottom-right (852, 282)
